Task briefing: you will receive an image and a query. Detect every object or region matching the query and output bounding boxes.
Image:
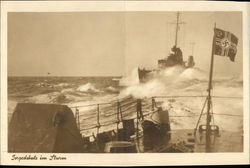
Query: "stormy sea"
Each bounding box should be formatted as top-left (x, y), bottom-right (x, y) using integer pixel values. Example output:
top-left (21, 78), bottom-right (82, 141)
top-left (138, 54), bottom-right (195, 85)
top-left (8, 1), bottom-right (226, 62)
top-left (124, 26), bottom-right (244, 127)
top-left (8, 66), bottom-right (243, 136)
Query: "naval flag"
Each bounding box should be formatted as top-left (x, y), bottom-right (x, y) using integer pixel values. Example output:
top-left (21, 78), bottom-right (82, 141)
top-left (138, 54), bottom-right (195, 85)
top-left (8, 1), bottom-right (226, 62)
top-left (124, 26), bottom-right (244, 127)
top-left (213, 28), bottom-right (238, 62)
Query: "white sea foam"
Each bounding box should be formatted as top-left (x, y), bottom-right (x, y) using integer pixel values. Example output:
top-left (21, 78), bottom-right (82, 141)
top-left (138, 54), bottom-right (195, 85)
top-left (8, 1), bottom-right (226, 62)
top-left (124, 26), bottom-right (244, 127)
top-left (8, 71), bottom-right (243, 132)
top-left (119, 79), bottom-right (166, 98)
top-left (26, 92), bottom-right (62, 103)
top-left (119, 68), bottom-right (140, 86)
top-left (77, 83), bottom-right (102, 93)
top-left (54, 83), bottom-right (71, 87)
top-left (160, 65), bottom-right (185, 77)
top-left (178, 67), bottom-right (207, 81)
top-left (61, 88), bottom-right (75, 93)
top-left (105, 86), bottom-right (119, 93)
top-left (119, 66), bottom-right (208, 98)
top-left (117, 66), bottom-right (243, 131)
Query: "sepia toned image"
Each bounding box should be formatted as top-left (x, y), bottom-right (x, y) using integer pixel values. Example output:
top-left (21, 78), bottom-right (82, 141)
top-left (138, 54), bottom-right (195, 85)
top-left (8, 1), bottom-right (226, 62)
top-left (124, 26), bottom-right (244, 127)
top-left (6, 11), bottom-right (244, 154)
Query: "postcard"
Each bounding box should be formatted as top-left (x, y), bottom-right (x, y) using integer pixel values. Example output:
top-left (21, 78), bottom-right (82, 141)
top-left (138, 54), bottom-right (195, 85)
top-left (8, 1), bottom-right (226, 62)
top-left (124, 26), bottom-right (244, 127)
top-left (1, 1), bottom-right (249, 166)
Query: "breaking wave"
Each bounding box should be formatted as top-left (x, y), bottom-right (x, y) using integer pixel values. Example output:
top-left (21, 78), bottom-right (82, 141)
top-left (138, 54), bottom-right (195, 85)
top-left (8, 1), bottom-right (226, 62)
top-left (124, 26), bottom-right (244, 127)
top-left (119, 68), bottom-right (140, 86)
top-left (105, 86), bottom-right (119, 93)
top-left (54, 83), bottom-right (71, 87)
top-left (35, 82), bottom-right (72, 88)
top-left (119, 66), bottom-right (242, 99)
top-left (117, 66), bottom-right (243, 131)
top-left (8, 69), bottom-right (243, 132)
top-left (178, 67), bottom-right (207, 81)
top-left (77, 83), bottom-right (102, 93)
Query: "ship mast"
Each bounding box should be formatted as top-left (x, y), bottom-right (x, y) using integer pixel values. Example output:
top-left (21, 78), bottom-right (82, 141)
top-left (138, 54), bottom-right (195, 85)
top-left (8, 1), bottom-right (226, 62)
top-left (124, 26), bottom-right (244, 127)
top-left (174, 12), bottom-right (180, 47)
top-left (173, 12), bottom-right (185, 50)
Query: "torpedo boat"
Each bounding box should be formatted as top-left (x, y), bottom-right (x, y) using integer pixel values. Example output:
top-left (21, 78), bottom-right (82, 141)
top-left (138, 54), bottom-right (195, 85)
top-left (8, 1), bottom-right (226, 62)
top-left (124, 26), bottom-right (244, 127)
top-left (138, 12), bottom-right (195, 83)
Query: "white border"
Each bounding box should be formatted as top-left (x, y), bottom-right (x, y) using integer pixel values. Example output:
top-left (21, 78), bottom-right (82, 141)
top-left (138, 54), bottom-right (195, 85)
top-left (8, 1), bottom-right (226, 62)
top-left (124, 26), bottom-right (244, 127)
top-left (1, 1), bottom-right (249, 166)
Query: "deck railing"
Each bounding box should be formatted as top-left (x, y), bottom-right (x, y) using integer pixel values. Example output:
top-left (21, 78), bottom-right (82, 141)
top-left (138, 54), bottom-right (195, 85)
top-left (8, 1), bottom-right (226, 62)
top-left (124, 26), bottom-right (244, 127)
top-left (69, 95), bottom-right (242, 137)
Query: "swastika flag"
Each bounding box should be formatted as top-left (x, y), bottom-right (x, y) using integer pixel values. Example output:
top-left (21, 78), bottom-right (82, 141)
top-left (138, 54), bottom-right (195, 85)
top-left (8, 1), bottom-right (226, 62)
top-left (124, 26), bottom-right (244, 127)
top-left (214, 28), bottom-right (238, 62)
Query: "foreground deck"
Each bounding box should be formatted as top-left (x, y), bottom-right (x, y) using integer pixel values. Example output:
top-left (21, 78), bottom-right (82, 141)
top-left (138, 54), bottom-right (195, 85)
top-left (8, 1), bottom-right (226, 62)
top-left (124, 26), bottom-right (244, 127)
top-left (167, 129), bottom-right (243, 152)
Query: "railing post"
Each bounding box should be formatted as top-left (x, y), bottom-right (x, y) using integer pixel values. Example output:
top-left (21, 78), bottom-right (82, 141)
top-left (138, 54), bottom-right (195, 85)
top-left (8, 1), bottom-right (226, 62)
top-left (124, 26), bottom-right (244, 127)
top-left (96, 104), bottom-right (101, 152)
top-left (119, 101), bottom-right (123, 121)
top-left (137, 99), bottom-right (143, 120)
top-left (96, 104), bottom-right (100, 133)
top-left (136, 106), bottom-right (139, 139)
top-left (136, 99), bottom-right (143, 138)
top-left (75, 108), bottom-right (80, 130)
top-left (152, 97), bottom-right (155, 111)
top-left (116, 101), bottom-right (120, 140)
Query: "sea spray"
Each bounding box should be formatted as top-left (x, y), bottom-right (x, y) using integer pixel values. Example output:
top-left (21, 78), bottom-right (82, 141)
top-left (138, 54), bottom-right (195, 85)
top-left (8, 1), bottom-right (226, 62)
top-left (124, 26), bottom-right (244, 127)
top-left (77, 82), bottom-right (102, 93)
top-left (119, 68), bottom-right (140, 86)
top-left (117, 66), bottom-right (243, 131)
top-left (7, 74), bottom-right (243, 132)
top-left (119, 66), bottom-right (208, 98)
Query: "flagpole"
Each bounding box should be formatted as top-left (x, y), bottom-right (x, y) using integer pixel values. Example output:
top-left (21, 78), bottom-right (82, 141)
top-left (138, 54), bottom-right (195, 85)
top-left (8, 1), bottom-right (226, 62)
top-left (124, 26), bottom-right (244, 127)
top-left (206, 23), bottom-right (216, 152)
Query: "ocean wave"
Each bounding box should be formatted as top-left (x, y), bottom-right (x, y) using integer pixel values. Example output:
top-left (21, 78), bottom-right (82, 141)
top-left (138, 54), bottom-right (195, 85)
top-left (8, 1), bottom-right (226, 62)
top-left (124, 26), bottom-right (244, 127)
top-left (35, 82), bottom-right (72, 88)
top-left (25, 92), bottom-right (73, 104)
top-left (77, 83), bottom-right (102, 93)
top-left (61, 88), bottom-right (75, 93)
top-left (54, 83), bottom-right (72, 87)
top-left (7, 74), bottom-right (243, 132)
top-left (160, 65), bottom-right (186, 77)
top-left (105, 86), bottom-right (119, 93)
top-left (118, 66), bottom-right (242, 99)
top-left (25, 92), bottom-right (61, 103)
top-left (178, 67), bottom-right (207, 81)
top-left (119, 78), bottom-right (178, 99)
top-left (112, 77), bottom-right (121, 81)
top-left (35, 82), bottom-right (54, 88)
top-left (119, 68), bottom-right (140, 86)
top-left (61, 88), bottom-right (88, 97)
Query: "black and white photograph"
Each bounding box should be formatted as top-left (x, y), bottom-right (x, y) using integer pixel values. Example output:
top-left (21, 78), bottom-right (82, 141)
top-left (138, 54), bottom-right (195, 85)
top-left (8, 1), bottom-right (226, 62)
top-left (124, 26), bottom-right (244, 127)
top-left (1, 1), bottom-right (249, 166)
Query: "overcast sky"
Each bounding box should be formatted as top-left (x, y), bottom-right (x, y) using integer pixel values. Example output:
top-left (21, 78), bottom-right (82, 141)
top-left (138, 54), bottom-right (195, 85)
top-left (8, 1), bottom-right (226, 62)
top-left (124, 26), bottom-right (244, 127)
top-left (8, 12), bottom-right (242, 77)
